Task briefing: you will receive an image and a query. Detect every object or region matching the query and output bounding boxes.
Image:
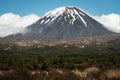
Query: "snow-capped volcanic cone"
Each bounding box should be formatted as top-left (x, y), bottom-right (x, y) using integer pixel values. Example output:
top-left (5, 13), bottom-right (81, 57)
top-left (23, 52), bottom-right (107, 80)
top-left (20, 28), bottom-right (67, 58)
top-left (4, 6), bottom-right (112, 41)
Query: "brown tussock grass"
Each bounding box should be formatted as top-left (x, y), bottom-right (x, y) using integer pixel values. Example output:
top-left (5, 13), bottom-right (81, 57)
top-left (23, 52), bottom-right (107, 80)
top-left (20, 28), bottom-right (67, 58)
top-left (105, 69), bottom-right (120, 79)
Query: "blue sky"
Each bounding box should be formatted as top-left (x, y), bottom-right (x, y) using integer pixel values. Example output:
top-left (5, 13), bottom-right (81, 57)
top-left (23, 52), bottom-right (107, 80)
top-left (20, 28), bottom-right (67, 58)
top-left (0, 0), bottom-right (120, 16)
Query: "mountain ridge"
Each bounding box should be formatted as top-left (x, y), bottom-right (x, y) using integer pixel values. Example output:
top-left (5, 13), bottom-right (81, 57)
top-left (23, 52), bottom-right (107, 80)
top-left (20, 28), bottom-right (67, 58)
top-left (2, 6), bottom-right (114, 42)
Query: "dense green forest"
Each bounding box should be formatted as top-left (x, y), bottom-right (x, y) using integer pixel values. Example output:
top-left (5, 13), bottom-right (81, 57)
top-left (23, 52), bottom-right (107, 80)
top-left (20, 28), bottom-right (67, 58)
top-left (0, 43), bottom-right (120, 70)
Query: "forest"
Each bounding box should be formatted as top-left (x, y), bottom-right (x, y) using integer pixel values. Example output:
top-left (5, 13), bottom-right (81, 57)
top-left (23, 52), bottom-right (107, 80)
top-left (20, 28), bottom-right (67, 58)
top-left (0, 42), bottom-right (120, 80)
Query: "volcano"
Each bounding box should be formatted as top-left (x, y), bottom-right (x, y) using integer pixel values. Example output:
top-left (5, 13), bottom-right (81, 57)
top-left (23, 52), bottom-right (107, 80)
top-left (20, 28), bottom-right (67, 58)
top-left (4, 6), bottom-right (112, 41)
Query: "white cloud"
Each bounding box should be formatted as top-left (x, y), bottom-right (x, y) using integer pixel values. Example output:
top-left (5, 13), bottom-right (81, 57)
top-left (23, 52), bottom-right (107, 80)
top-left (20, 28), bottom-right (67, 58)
top-left (0, 13), bottom-right (40, 37)
top-left (93, 13), bottom-right (120, 33)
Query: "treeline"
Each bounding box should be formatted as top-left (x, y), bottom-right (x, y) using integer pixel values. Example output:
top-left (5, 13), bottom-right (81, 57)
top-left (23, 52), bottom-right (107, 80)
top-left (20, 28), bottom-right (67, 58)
top-left (0, 43), bottom-right (120, 70)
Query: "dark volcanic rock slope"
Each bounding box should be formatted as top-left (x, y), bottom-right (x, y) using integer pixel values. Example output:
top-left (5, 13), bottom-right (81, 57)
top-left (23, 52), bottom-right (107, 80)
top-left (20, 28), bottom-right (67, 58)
top-left (5, 6), bottom-right (112, 41)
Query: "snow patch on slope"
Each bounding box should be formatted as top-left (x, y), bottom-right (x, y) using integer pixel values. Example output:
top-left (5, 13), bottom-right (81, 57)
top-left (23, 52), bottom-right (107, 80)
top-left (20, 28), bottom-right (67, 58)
top-left (78, 15), bottom-right (87, 27)
top-left (39, 6), bottom-right (87, 26)
top-left (45, 7), bottom-right (66, 18)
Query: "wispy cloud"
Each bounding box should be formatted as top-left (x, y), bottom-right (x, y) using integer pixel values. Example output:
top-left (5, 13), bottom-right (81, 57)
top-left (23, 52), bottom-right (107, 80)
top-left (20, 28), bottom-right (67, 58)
top-left (93, 13), bottom-right (120, 33)
top-left (0, 13), bottom-right (40, 37)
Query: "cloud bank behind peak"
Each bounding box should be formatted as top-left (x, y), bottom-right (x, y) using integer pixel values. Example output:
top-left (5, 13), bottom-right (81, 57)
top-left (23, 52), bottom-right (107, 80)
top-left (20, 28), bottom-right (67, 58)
top-left (0, 13), bottom-right (40, 37)
top-left (94, 13), bottom-right (120, 33)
